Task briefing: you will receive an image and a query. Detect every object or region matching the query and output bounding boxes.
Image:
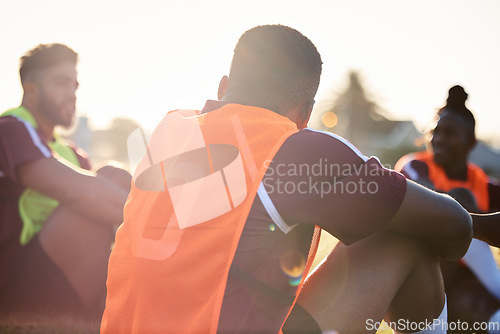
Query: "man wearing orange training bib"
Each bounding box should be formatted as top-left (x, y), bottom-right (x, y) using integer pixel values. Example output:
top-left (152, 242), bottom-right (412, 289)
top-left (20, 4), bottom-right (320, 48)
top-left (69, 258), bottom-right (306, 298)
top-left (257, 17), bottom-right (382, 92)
top-left (102, 25), bottom-right (496, 334)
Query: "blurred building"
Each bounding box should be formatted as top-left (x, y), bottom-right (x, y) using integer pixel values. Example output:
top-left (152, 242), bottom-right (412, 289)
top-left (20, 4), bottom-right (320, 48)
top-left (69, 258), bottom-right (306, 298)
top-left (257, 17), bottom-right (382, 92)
top-left (65, 116), bottom-right (141, 171)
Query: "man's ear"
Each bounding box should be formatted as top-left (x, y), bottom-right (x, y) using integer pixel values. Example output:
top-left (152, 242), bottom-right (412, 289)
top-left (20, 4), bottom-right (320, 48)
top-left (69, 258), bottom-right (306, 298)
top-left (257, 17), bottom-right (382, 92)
top-left (218, 75), bottom-right (228, 100)
top-left (296, 100), bottom-right (315, 130)
top-left (22, 81), bottom-right (39, 103)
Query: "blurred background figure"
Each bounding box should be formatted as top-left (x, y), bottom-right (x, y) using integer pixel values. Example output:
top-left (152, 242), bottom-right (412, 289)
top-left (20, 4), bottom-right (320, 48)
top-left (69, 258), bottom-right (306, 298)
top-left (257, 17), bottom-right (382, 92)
top-left (0, 43), bottom-right (131, 329)
top-left (396, 85), bottom-right (500, 334)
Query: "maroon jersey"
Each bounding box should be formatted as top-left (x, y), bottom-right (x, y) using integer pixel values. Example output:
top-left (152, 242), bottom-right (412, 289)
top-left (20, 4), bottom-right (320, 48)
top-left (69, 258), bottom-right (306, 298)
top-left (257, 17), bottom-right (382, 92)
top-left (0, 115), bottom-right (90, 289)
top-left (199, 101), bottom-right (408, 333)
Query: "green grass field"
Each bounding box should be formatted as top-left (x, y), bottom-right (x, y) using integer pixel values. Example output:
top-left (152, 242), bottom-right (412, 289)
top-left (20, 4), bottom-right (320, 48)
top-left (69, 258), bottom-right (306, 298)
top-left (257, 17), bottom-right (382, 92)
top-left (2, 232), bottom-right (498, 334)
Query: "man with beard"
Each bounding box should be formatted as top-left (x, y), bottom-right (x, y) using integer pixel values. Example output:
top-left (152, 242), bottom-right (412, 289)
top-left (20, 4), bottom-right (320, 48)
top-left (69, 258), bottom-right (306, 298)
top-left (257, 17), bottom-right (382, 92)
top-left (0, 44), bottom-right (130, 322)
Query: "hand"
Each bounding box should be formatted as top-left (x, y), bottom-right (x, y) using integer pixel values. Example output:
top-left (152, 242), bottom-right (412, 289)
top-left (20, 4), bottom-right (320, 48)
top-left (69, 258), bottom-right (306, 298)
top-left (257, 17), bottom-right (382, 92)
top-left (96, 165), bottom-right (132, 192)
top-left (472, 212), bottom-right (500, 248)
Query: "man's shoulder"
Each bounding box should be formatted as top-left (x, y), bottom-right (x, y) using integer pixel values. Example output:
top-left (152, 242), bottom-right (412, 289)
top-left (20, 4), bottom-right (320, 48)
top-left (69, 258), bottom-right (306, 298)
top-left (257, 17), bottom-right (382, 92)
top-left (0, 114), bottom-right (40, 141)
top-left (282, 128), bottom-right (368, 163)
top-left (0, 114), bottom-right (26, 126)
top-left (0, 114), bottom-right (52, 158)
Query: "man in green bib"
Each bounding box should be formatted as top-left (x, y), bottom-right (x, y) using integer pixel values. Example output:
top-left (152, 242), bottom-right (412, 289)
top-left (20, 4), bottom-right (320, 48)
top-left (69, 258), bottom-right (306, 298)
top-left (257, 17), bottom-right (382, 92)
top-left (0, 44), bottom-right (130, 322)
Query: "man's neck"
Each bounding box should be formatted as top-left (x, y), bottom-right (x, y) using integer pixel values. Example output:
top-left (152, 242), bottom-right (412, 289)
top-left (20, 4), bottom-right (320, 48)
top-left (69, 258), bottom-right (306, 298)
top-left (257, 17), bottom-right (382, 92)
top-left (21, 101), bottom-right (55, 140)
top-left (220, 91), bottom-right (277, 113)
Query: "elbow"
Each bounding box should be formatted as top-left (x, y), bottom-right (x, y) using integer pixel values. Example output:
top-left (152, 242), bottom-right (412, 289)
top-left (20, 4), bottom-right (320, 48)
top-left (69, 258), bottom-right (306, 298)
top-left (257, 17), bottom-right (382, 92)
top-left (452, 200), bottom-right (474, 250)
top-left (441, 200), bottom-right (473, 260)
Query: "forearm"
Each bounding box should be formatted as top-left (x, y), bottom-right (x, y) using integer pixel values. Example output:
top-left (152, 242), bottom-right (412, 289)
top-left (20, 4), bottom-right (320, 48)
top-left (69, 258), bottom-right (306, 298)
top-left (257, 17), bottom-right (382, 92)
top-left (414, 177), bottom-right (436, 191)
top-left (472, 212), bottom-right (500, 247)
top-left (64, 173), bottom-right (129, 226)
top-left (18, 158), bottom-right (129, 228)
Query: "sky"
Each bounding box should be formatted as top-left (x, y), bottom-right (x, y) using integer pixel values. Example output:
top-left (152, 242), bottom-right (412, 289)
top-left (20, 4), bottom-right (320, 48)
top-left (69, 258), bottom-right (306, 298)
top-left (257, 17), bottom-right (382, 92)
top-left (1, 0), bottom-right (500, 144)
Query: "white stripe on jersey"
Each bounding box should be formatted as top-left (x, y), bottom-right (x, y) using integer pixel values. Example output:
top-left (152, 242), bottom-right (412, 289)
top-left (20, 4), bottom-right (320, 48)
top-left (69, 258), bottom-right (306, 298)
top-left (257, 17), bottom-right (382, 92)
top-left (11, 116), bottom-right (51, 158)
top-left (257, 182), bottom-right (297, 234)
top-left (402, 163), bottom-right (419, 180)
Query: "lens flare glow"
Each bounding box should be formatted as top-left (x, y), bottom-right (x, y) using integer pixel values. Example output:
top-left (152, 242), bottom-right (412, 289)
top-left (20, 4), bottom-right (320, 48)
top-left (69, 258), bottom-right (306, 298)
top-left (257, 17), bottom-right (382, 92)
top-left (322, 111), bottom-right (338, 128)
top-left (280, 250), bottom-right (306, 280)
top-left (288, 277), bottom-right (302, 287)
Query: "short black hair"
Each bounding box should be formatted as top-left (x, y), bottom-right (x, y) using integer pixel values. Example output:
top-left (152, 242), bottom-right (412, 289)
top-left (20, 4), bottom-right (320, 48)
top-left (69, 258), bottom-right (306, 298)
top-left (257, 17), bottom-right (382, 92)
top-left (438, 85), bottom-right (476, 137)
top-left (19, 43), bottom-right (78, 84)
top-left (228, 25), bottom-right (322, 114)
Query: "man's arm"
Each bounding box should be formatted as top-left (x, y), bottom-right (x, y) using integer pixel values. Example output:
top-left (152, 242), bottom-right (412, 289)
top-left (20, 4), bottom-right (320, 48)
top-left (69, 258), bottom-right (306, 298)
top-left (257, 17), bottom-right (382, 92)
top-left (471, 212), bottom-right (500, 247)
top-left (411, 177), bottom-right (435, 190)
top-left (386, 179), bottom-right (472, 260)
top-left (473, 181), bottom-right (500, 246)
top-left (17, 157), bottom-right (130, 227)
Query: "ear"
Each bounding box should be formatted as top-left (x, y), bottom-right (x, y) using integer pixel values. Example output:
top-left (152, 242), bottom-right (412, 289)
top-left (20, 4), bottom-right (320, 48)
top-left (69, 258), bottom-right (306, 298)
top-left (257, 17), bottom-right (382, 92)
top-left (296, 100), bottom-right (315, 130)
top-left (217, 75), bottom-right (228, 100)
top-left (22, 81), bottom-right (39, 103)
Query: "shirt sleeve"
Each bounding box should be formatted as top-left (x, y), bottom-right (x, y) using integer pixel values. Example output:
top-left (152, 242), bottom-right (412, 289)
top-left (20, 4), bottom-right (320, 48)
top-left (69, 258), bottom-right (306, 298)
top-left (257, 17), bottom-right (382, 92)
top-left (0, 116), bottom-right (51, 183)
top-left (262, 129), bottom-right (407, 245)
top-left (399, 159), bottom-right (429, 181)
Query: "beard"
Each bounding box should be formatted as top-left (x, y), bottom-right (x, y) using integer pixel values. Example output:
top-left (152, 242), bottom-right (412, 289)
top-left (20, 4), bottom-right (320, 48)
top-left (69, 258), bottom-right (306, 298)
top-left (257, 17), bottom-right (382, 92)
top-left (37, 91), bottom-right (75, 129)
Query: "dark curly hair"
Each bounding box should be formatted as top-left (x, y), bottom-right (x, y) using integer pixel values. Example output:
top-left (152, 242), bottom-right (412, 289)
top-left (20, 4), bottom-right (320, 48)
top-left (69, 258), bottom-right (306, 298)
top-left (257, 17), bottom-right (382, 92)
top-left (19, 43), bottom-right (78, 84)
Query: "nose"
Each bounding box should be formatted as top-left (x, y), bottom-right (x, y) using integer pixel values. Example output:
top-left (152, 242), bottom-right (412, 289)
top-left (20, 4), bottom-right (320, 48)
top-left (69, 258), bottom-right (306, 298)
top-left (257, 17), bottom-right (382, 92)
top-left (69, 79), bottom-right (78, 97)
top-left (67, 85), bottom-right (77, 102)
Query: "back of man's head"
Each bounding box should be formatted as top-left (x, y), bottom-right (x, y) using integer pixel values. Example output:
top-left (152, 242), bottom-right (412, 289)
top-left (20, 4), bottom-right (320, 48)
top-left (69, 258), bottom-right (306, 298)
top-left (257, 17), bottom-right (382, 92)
top-left (228, 25), bottom-right (322, 115)
top-left (19, 43), bottom-right (78, 84)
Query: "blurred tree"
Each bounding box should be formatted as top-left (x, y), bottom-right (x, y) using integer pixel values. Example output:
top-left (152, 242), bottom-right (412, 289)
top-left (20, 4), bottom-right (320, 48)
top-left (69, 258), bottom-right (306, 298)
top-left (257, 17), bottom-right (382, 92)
top-left (67, 116), bottom-right (141, 170)
top-left (314, 71), bottom-right (422, 166)
top-left (108, 118), bottom-right (142, 165)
